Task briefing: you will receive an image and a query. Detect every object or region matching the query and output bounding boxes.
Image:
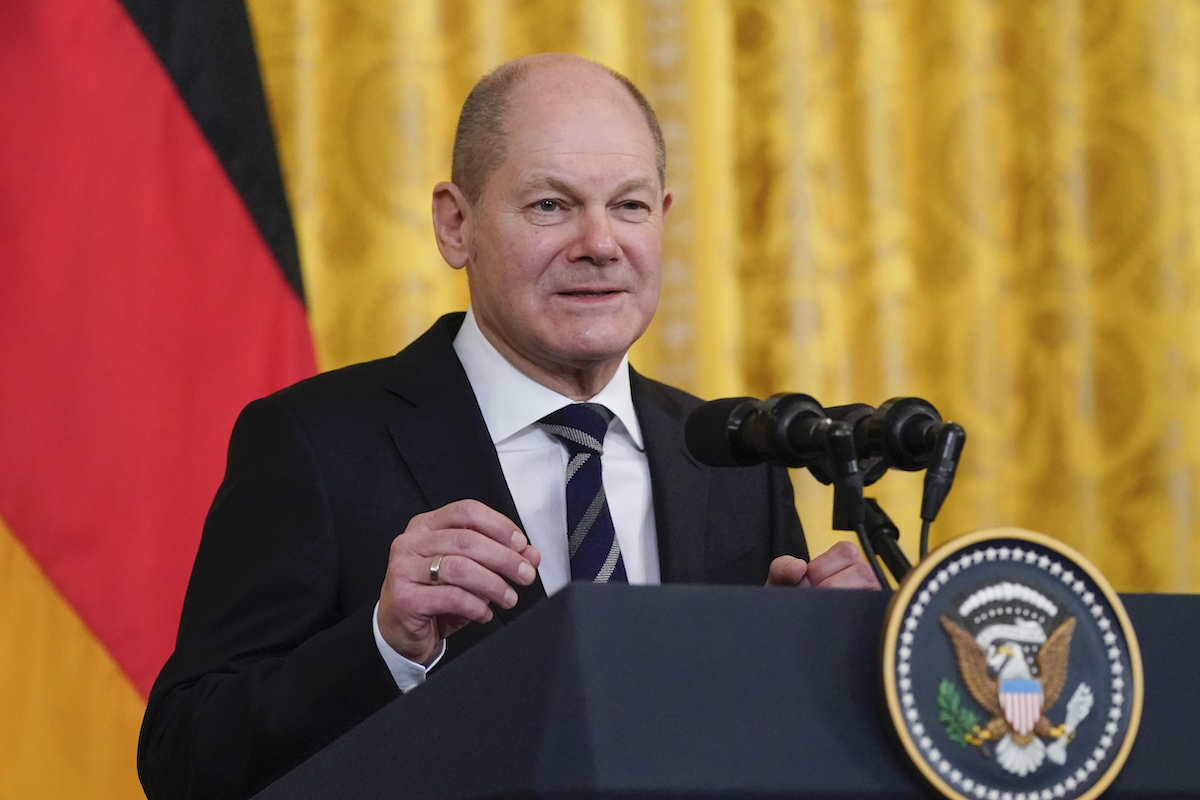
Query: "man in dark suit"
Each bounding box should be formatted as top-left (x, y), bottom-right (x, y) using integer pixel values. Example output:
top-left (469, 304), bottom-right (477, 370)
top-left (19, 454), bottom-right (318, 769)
top-left (138, 53), bottom-right (877, 800)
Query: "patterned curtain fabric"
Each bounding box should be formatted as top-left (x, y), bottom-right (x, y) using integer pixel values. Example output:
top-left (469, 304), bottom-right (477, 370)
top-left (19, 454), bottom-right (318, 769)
top-left (248, 0), bottom-right (1200, 593)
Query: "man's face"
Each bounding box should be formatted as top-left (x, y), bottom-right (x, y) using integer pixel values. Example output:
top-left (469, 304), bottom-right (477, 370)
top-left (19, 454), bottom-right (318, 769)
top-left (459, 66), bottom-right (670, 392)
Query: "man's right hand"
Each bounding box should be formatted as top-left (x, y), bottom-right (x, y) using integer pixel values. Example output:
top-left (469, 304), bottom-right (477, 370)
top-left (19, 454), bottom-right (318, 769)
top-left (378, 499), bottom-right (540, 665)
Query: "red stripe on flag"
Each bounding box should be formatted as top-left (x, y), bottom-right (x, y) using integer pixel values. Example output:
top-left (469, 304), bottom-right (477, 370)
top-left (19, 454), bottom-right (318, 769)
top-left (0, 0), bottom-right (316, 695)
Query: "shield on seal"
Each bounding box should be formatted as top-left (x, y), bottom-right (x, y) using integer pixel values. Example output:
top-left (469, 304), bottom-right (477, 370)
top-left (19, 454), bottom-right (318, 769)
top-left (999, 678), bottom-right (1044, 736)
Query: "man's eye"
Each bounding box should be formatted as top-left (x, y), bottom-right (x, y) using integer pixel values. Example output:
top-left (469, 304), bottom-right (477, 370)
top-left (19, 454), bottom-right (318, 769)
top-left (534, 199), bottom-right (559, 212)
top-left (619, 201), bottom-right (651, 219)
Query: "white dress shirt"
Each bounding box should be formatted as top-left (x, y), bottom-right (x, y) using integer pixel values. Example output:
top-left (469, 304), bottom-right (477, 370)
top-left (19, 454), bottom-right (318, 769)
top-left (453, 308), bottom-right (659, 593)
top-left (374, 308), bottom-right (659, 690)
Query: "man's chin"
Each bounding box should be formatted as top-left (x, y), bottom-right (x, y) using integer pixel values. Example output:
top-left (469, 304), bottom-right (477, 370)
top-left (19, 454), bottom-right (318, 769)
top-left (552, 327), bottom-right (644, 364)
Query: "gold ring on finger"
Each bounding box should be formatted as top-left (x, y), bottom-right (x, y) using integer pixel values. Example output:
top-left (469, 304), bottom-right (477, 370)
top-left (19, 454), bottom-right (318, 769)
top-left (429, 554), bottom-right (444, 584)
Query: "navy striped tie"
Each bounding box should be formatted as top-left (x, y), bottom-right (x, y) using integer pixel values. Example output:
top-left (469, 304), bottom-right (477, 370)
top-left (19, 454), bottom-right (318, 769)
top-left (538, 403), bottom-right (627, 583)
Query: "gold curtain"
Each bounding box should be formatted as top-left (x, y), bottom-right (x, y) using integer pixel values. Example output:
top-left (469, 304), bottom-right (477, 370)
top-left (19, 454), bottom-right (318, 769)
top-left (247, 0), bottom-right (1200, 593)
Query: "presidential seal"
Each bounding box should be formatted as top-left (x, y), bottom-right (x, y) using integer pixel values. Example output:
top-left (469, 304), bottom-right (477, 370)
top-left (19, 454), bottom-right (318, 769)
top-left (882, 528), bottom-right (1142, 800)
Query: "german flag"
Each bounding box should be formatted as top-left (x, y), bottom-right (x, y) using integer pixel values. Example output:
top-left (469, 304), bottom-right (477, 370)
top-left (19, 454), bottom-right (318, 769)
top-left (0, 1), bottom-right (315, 795)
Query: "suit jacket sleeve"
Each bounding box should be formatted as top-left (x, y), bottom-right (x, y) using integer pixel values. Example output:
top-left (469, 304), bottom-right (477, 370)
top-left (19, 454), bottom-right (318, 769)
top-left (137, 395), bottom-right (404, 800)
top-left (139, 314), bottom-right (540, 800)
top-left (139, 315), bottom-right (535, 800)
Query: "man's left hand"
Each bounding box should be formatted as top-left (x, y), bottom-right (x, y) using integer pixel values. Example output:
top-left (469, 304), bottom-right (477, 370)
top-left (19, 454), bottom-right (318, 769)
top-left (766, 540), bottom-right (880, 589)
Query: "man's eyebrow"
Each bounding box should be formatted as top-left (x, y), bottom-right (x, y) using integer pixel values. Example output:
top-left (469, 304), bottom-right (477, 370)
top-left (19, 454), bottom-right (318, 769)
top-left (611, 177), bottom-right (658, 196)
top-left (520, 174), bottom-right (659, 197)
top-left (522, 175), bottom-right (578, 196)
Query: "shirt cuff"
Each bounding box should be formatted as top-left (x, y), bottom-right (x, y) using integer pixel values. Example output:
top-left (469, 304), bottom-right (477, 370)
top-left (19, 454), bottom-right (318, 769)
top-left (372, 601), bottom-right (446, 692)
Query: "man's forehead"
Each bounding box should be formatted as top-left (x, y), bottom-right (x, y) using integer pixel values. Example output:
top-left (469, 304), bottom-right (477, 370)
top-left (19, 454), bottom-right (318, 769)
top-left (491, 87), bottom-right (659, 189)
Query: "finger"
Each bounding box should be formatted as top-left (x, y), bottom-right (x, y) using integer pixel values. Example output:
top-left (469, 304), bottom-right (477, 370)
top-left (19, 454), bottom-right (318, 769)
top-left (809, 560), bottom-right (881, 590)
top-left (766, 554), bottom-right (809, 586)
top-left (803, 540), bottom-right (869, 586)
top-left (405, 527), bottom-right (539, 587)
top-left (417, 499), bottom-right (529, 551)
top-left (424, 552), bottom-right (520, 610)
top-left (400, 500), bottom-right (539, 586)
top-left (515, 538), bottom-right (542, 570)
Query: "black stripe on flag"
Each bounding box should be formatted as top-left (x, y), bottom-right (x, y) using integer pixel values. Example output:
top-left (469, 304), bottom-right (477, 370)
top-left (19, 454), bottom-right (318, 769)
top-left (116, 0), bottom-right (306, 303)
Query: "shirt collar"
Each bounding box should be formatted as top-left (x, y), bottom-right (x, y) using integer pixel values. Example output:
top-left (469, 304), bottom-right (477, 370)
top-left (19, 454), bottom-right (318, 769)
top-left (452, 307), bottom-right (643, 449)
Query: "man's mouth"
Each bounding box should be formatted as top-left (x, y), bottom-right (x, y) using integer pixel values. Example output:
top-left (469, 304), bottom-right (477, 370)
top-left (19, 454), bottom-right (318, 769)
top-left (561, 290), bottom-right (618, 297)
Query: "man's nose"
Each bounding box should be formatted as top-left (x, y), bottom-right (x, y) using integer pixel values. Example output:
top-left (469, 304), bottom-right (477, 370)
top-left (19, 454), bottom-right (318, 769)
top-left (568, 208), bottom-right (620, 264)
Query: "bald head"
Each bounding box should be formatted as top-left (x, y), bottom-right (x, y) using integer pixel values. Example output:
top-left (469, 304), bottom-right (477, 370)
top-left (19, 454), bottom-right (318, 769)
top-left (451, 54), bottom-right (667, 206)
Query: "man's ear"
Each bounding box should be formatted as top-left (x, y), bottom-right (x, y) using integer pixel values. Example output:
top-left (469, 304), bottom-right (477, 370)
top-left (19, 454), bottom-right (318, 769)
top-left (432, 182), bottom-right (472, 269)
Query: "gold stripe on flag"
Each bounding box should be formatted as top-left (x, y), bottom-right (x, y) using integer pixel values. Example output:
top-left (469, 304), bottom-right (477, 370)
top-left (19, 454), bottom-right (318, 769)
top-left (0, 516), bottom-right (145, 799)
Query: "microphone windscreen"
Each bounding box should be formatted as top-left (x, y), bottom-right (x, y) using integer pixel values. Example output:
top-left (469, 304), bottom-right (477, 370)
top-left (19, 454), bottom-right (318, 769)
top-left (685, 397), bottom-right (763, 467)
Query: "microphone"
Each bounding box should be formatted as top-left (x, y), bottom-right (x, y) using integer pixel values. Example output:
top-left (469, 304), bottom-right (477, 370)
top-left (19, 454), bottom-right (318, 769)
top-left (824, 396), bottom-right (962, 470)
top-left (812, 403), bottom-right (887, 486)
top-left (687, 395), bottom-right (964, 496)
top-left (826, 397), bottom-right (966, 529)
top-left (919, 420), bottom-right (966, 523)
top-left (684, 394), bottom-right (865, 531)
top-left (685, 393), bottom-right (966, 571)
top-left (683, 397), bottom-right (765, 467)
top-left (853, 397), bottom-right (947, 472)
top-left (685, 394), bottom-right (851, 469)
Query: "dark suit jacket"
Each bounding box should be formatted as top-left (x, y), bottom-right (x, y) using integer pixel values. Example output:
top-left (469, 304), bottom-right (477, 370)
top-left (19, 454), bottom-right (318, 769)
top-left (138, 313), bottom-right (805, 800)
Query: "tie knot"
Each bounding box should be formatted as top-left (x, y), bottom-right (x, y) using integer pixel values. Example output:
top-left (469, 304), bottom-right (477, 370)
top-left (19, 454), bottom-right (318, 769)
top-left (538, 403), bottom-right (613, 453)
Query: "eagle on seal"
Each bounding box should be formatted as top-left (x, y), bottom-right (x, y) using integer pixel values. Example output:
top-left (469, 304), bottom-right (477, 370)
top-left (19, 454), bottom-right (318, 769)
top-left (940, 614), bottom-right (1075, 776)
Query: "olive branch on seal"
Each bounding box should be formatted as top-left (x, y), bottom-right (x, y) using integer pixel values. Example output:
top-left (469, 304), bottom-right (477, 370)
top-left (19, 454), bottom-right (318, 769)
top-left (937, 678), bottom-right (979, 746)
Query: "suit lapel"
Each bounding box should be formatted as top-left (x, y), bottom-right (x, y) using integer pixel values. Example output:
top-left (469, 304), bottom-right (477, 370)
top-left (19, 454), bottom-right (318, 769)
top-left (632, 371), bottom-right (709, 583)
top-left (382, 314), bottom-right (546, 618)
